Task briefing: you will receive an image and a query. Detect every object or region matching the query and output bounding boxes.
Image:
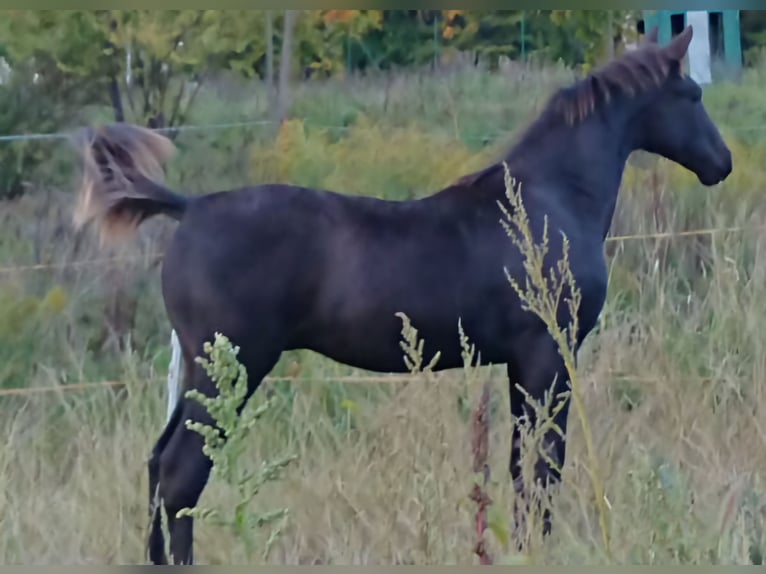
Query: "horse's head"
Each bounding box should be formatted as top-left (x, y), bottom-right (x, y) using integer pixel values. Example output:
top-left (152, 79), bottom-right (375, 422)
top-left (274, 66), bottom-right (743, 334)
top-left (634, 25), bottom-right (732, 186)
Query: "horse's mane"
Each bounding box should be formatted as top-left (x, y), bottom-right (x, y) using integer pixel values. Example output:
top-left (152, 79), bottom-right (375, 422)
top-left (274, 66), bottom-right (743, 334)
top-left (454, 41), bottom-right (682, 188)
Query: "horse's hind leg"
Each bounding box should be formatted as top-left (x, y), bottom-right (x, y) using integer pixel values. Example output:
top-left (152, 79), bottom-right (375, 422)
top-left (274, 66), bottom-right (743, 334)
top-left (507, 332), bottom-right (571, 540)
top-left (154, 345), bottom-right (283, 565)
top-left (158, 394), bottom-right (214, 565)
top-left (146, 397), bottom-right (185, 564)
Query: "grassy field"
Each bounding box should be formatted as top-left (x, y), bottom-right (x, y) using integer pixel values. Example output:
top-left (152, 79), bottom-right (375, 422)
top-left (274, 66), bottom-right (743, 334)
top-left (2, 61), bottom-right (766, 564)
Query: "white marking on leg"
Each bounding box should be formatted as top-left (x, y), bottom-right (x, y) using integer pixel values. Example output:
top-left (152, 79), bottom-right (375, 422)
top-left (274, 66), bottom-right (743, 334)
top-left (167, 329), bottom-right (182, 422)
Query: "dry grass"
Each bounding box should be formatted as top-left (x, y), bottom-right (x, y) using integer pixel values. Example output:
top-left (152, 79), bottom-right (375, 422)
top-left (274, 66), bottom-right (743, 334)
top-left (2, 64), bottom-right (766, 564)
top-left (3, 270), bottom-right (766, 565)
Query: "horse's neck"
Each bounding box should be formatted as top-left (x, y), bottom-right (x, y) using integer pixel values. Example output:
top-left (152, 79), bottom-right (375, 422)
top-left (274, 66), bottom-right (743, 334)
top-left (508, 115), bottom-right (631, 240)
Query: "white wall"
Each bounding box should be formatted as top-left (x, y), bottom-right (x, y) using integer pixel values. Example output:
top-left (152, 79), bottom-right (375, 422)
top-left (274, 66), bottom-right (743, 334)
top-left (686, 11), bottom-right (712, 85)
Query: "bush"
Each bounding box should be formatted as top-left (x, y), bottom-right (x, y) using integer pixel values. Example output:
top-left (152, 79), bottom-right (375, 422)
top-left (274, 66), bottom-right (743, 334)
top-left (0, 62), bottom-right (93, 199)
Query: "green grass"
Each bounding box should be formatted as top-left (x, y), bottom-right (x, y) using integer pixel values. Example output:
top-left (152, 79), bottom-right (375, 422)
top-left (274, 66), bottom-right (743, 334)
top-left (1, 62), bottom-right (766, 564)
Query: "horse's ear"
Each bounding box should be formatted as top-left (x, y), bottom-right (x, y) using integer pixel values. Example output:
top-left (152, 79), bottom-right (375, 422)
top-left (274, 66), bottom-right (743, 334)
top-left (643, 25), bottom-right (659, 45)
top-left (664, 24), bottom-right (693, 61)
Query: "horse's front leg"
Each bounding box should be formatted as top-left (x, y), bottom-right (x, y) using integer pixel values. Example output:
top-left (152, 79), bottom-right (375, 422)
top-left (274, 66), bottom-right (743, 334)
top-left (506, 332), bottom-right (571, 541)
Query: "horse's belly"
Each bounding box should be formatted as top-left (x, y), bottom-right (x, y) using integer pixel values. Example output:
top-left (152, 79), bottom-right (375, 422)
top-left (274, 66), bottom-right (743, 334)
top-left (295, 283), bottom-right (521, 372)
top-left (298, 316), bottom-right (421, 373)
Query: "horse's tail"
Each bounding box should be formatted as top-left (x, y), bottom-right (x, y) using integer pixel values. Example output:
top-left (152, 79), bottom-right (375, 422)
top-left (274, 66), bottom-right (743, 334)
top-left (71, 123), bottom-right (190, 245)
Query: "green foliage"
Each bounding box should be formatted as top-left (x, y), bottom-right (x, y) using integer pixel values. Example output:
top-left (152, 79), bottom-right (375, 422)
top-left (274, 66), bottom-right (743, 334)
top-left (550, 10), bottom-right (640, 69)
top-left (0, 50), bottom-right (93, 198)
top-left (0, 10), bottom-right (275, 199)
top-left (299, 11), bottom-right (384, 76)
top-left (0, 284), bottom-right (69, 388)
top-left (741, 11), bottom-right (766, 66)
top-left (0, 11), bottom-right (109, 78)
top-left (0, 10), bottom-right (267, 128)
top-left (0, 88), bottom-right (63, 198)
top-left (110, 11), bottom-right (268, 125)
top-left (178, 333), bottom-right (296, 561)
top-left (443, 11), bottom-right (531, 65)
top-left (249, 117), bottom-right (480, 200)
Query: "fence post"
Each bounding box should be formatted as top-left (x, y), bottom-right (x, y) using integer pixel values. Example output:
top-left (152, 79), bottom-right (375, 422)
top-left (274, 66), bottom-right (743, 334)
top-left (521, 11), bottom-right (526, 61)
top-left (167, 329), bottom-right (182, 422)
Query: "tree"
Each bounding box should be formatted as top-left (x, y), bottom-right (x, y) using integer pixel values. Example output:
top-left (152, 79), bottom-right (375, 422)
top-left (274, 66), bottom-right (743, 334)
top-left (110, 10), bottom-right (269, 127)
top-left (297, 10), bottom-right (384, 76)
top-left (741, 10), bottom-right (766, 65)
top-left (0, 10), bottom-right (268, 128)
top-left (549, 10), bottom-right (640, 69)
top-left (443, 10), bottom-right (527, 65)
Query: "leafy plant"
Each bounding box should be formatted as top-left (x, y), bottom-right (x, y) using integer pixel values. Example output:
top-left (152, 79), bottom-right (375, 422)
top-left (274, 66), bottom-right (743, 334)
top-left (177, 333), bottom-right (297, 561)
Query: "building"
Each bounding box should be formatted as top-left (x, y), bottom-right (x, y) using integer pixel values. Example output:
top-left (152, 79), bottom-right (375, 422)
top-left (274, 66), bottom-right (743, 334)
top-left (638, 10), bottom-right (742, 84)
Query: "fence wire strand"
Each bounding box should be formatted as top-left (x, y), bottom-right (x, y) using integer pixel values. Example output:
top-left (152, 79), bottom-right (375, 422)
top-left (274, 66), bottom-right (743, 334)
top-left (0, 115), bottom-right (764, 144)
top-left (1, 117), bottom-right (763, 398)
top-left (1, 115), bottom-right (763, 276)
top-left (0, 371), bottom-right (702, 398)
top-left (1, 223), bottom-right (764, 275)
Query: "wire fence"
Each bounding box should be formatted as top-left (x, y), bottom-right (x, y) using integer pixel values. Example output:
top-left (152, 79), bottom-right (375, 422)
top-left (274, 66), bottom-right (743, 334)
top-left (0, 371), bottom-right (706, 399)
top-left (0, 375), bottom-right (416, 398)
top-left (0, 220), bottom-right (761, 398)
top-left (1, 116), bottom-right (764, 398)
top-left (0, 119), bottom-right (275, 143)
top-left (1, 114), bottom-right (766, 145)
top-left (0, 116), bottom-right (763, 275)
top-left (1, 223), bottom-right (764, 276)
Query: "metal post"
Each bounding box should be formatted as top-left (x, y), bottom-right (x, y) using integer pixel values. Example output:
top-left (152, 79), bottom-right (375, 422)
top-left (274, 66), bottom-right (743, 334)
top-left (607, 11), bottom-right (614, 58)
top-left (346, 31), bottom-right (352, 74)
top-left (521, 11), bottom-right (526, 61)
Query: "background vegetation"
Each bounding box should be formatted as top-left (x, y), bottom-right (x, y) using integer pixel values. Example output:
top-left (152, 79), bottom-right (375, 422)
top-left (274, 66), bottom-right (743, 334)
top-left (1, 9), bottom-right (766, 565)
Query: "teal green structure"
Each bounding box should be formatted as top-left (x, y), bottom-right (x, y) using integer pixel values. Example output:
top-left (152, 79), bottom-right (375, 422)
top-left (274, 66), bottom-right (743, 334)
top-left (641, 10), bottom-right (742, 73)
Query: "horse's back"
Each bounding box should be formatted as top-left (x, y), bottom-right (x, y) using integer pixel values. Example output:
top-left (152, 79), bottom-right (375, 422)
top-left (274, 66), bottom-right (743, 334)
top-left (159, 184), bottom-right (430, 318)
